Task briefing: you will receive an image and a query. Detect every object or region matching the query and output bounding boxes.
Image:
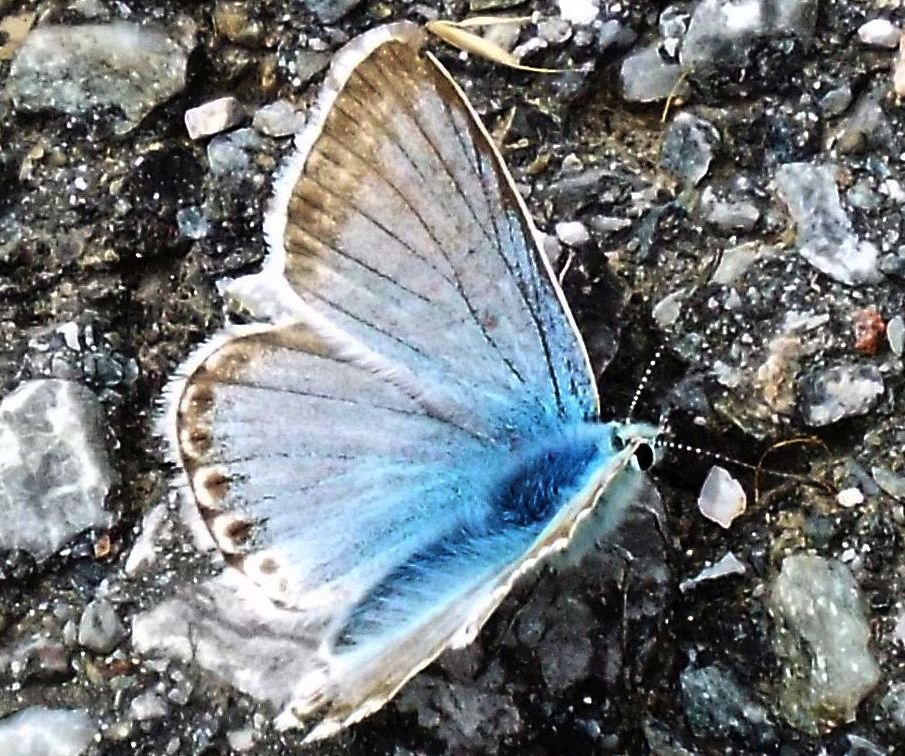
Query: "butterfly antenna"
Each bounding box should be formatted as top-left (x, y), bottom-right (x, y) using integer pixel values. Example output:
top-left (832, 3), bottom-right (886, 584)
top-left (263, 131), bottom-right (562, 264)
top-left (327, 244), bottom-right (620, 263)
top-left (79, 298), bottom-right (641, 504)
top-left (626, 345), bottom-right (665, 422)
top-left (655, 439), bottom-right (835, 504)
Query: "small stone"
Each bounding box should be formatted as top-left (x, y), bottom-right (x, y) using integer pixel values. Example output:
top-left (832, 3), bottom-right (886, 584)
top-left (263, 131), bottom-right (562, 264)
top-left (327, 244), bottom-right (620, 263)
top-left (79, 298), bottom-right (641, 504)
top-left (0, 380), bottom-right (114, 560)
top-left (769, 554), bottom-right (879, 733)
top-left (619, 45), bottom-right (684, 103)
top-left (554, 220), bottom-right (590, 246)
top-left (711, 242), bottom-right (759, 285)
top-left (679, 551), bottom-right (747, 592)
top-left (291, 51), bottom-right (331, 86)
top-left (819, 84), bottom-right (853, 117)
top-left (301, 0), bottom-right (362, 25)
top-left (852, 307), bottom-right (886, 356)
top-left (652, 289), bottom-right (686, 329)
top-left (798, 363), bottom-right (884, 427)
top-left (697, 465), bottom-right (746, 529)
top-left (6, 22), bottom-right (188, 132)
top-left (836, 487), bottom-right (864, 508)
top-left (185, 96), bottom-right (245, 140)
top-left (537, 18), bottom-right (572, 45)
top-left (879, 252), bottom-right (905, 278)
top-left (681, 0), bottom-right (818, 74)
top-left (130, 689), bottom-right (170, 721)
top-left (835, 86), bottom-right (891, 154)
top-left (681, 664), bottom-right (776, 744)
top-left (252, 100), bottom-right (303, 137)
top-left (857, 19), bottom-right (900, 48)
top-left (176, 206), bottom-right (210, 240)
top-left (558, 0), bottom-right (598, 25)
top-left (872, 466), bottom-right (905, 500)
top-left (895, 36), bottom-right (905, 96)
top-left (774, 163), bottom-right (882, 285)
top-left (702, 189), bottom-right (760, 231)
top-left (0, 706), bottom-right (96, 756)
top-left (78, 598), bottom-right (126, 654)
top-left (886, 315), bottom-right (904, 356)
top-left (588, 215), bottom-right (631, 235)
top-left (207, 128), bottom-right (263, 176)
top-left (660, 113), bottom-right (719, 187)
top-left (597, 19), bottom-right (637, 54)
top-left (226, 727), bottom-right (256, 752)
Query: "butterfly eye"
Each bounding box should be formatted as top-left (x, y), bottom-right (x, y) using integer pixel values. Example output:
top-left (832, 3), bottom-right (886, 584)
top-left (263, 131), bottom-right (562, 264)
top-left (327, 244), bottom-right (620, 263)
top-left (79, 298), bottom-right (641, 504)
top-left (632, 443), bottom-right (655, 472)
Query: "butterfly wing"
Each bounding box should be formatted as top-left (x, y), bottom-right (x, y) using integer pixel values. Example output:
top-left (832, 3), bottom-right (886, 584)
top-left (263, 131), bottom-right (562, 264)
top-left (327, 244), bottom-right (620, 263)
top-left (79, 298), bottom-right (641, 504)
top-left (158, 21), bottom-right (633, 740)
top-left (235, 22), bottom-right (597, 434)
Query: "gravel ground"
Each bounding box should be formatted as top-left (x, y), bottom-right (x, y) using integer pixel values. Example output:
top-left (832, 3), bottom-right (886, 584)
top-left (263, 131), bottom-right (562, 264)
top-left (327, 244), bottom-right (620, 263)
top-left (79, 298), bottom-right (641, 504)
top-left (1, 0), bottom-right (904, 754)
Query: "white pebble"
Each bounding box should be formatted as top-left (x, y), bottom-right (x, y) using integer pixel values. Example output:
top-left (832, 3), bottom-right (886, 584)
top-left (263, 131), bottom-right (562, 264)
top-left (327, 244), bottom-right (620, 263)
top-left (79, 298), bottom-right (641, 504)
top-left (185, 96), bottom-right (245, 140)
top-left (555, 220), bottom-right (591, 247)
top-left (697, 465), bottom-right (747, 528)
top-left (858, 19), bottom-right (900, 49)
top-left (887, 315), bottom-right (904, 357)
top-left (836, 487), bottom-right (865, 508)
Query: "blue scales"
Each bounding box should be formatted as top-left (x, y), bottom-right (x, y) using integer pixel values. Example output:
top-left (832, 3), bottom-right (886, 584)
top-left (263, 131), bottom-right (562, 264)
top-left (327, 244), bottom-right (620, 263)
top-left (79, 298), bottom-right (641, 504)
top-left (150, 21), bottom-right (660, 742)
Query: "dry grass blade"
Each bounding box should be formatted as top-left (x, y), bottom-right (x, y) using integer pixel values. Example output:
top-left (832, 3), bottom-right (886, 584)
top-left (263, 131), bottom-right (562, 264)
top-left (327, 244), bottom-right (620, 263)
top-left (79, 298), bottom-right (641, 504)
top-left (425, 19), bottom-right (563, 73)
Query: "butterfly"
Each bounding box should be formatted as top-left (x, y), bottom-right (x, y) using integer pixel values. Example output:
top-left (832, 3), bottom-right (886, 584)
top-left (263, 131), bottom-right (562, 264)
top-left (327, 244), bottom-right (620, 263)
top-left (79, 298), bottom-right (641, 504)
top-left (157, 20), bottom-right (660, 743)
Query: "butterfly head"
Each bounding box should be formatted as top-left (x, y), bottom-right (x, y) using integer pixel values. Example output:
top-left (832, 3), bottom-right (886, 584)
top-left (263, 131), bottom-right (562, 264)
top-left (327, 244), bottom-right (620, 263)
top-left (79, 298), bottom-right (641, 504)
top-left (612, 420), bottom-right (663, 473)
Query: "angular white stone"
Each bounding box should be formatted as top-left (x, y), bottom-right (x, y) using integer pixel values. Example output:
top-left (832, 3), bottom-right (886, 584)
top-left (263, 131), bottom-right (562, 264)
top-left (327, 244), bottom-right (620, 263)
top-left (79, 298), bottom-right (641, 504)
top-left (185, 96), bottom-right (245, 140)
top-left (679, 551), bottom-right (747, 592)
top-left (0, 379), bottom-right (114, 559)
top-left (0, 706), bottom-right (95, 756)
top-left (697, 465), bottom-right (746, 528)
top-left (858, 19), bottom-right (900, 49)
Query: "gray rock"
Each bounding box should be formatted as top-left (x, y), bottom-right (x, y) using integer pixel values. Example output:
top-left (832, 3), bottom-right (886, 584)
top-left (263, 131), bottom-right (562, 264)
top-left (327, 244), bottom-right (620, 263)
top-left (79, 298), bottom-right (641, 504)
top-left (207, 128), bottom-right (263, 176)
top-left (252, 99), bottom-right (303, 137)
top-left (819, 84), bottom-right (853, 117)
top-left (872, 466), bottom-right (905, 500)
top-left (185, 96), bottom-right (245, 140)
top-left (835, 86), bottom-right (891, 154)
top-left (619, 45), bottom-right (684, 103)
top-left (769, 554), bottom-right (880, 733)
top-left (5, 22), bottom-right (187, 132)
top-left (887, 315), bottom-right (904, 356)
top-left (702, 188), bottom-right (760, 231)
top-left (597, 19), bottom-right (637, 54)
top-left (78, 598), bottom-right (125, 654)
top-left (0, 379), bottom-right (114, 560)
top-left (176, 206), bottom-right (210, 240)
top-left (680, 664), bottom-right (776, 744)
top-left (301, 0), bottom-right (362, 24)
top-left (290, 51), bottom-right (331, 87)
top-left (130, 689), bottom-right (170, 721)
top-left (681, 0), bottom-right (818, 73)
top-left (661, 113), bottom-right (719, 187)
top-left (798, 363), bottom-right (884, 427)
top-left (774, 163), bottom-right (882, 285)
top-left (0, 706), bottom-right (96, 756)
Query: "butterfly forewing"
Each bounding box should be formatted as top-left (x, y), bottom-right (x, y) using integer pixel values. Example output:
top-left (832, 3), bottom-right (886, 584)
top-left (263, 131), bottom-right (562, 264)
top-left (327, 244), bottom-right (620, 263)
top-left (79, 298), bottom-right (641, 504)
top-left (265, 26), bottom-right (597, 429)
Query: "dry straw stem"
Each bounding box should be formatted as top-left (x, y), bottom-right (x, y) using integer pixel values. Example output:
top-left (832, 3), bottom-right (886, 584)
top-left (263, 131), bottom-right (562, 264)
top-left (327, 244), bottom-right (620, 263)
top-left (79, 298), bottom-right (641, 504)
top-left (425, 18), bottom-right (564, 73)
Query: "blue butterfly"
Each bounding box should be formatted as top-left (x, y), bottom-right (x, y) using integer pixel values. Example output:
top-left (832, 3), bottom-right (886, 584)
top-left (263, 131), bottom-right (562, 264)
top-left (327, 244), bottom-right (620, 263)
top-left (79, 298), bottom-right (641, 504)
top-left (158, 20), bottom-right (659, 742)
